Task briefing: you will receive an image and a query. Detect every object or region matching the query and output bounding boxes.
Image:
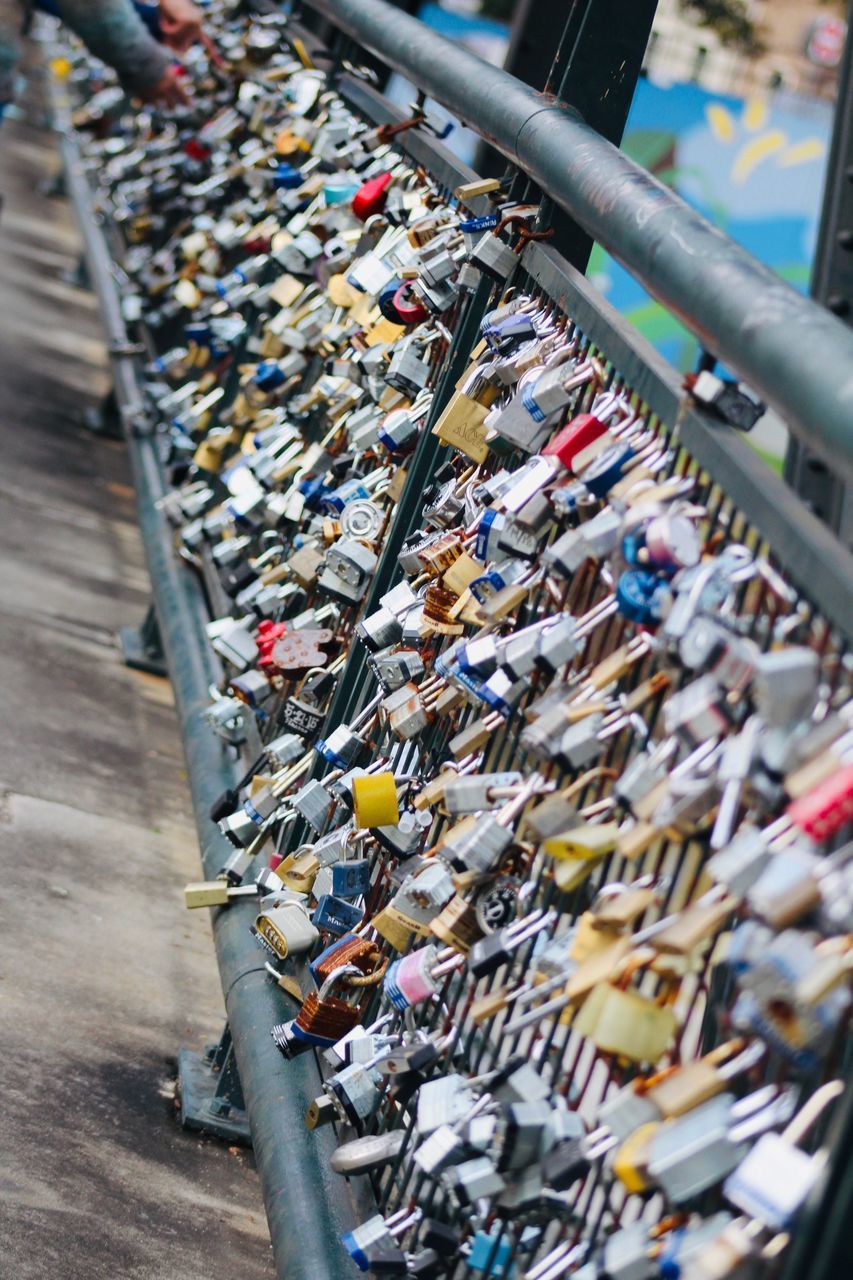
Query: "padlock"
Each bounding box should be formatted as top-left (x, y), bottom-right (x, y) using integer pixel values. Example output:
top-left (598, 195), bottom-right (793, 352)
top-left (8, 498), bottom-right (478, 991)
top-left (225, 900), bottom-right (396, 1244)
top-left (353, 772), bottom-right (400, 829)
top-left (313, 894), bottom-right (363, 937)
top-left (468, 230), bottom-right (518, 281)
top-left (341, 1208), bottom-right (422, 1274)
top-left (290, 778), bottom-right (334, 832)
top-left (273, 965), bottom-right (366, 1059)
top-left (441, 771), bottom-right (524, 815)
top-left (441, 1155), bottom-right (506, 1207)
top-left (369, 646), bottom-right (425, 692)
top-left (573, 970), bottom-right (678, 1063)
top-left (331, 859), bottom-right (371, 899)
top-left (646, 1085), bottom-right (797, 1203)
top-left (253, 899), bottom-right (319, 960)
top-left (183, 880), bottom-right (260, 909)
top-left (430, 893), bottom-right (485, 953)
top-left (724, 1079), bottom-right (844, 1230)
top-left (467, 910), bottom-right (555, 979)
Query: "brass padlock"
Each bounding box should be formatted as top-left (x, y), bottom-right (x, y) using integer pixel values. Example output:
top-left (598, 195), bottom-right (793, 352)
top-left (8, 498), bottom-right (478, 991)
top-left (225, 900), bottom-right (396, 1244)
top-left (430, 893), bottom-right (484, 954)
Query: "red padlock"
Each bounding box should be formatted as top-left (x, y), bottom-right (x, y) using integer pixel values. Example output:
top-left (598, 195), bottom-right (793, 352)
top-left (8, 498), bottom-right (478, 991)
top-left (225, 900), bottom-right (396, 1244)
top-left (543, 413), bottom-right (607, 469)
top-left (184, 138), bottom-right (211, 162)
top-left (352, 171), bottom-right (392, 221)
top-left (256, 620), bottom-right (288, 675)
top-left (392, 281), bottom-right (430, 326)
top-left (787, 763), bottom-right (853, 841)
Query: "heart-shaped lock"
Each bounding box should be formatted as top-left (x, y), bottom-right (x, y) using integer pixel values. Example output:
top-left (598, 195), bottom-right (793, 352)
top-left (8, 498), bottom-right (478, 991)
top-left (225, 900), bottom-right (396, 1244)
top-left (270, 628), bottom-right (334, 673)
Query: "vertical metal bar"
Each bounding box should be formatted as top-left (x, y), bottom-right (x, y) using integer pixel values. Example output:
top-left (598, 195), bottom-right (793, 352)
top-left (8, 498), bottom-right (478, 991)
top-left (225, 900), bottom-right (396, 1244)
top-left (537, 0), bottom-right (660, 267)
top-left (786, 0), bottom-right (853, 543)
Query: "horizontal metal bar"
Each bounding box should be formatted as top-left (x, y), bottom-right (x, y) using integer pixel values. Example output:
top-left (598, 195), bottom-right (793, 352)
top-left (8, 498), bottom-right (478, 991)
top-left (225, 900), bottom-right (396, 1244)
top-left (521, 238), bottom-right (853, 638)
top-left (54, 106), bottom-right (358, 1280)
top-left (303, 0), bottom-right (853, 485)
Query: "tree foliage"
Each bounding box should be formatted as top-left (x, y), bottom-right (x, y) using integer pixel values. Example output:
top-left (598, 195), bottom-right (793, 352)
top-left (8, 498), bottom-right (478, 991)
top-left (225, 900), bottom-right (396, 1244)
top-left (480, 0), bottom-right (516, 20)
top-left (679, 0), bottom-right (766, 54)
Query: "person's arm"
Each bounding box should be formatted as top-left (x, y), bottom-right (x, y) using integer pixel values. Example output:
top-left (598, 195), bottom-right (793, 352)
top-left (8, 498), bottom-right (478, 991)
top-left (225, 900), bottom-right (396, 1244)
top-left (0, 0), bottom-right (22, 106)
top-left (55, 0), bottom-right (181, 99)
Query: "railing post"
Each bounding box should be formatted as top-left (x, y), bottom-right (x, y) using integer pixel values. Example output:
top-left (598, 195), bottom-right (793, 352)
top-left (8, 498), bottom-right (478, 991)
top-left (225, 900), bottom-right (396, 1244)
top-left (786, 0), bottom-right (853, 543)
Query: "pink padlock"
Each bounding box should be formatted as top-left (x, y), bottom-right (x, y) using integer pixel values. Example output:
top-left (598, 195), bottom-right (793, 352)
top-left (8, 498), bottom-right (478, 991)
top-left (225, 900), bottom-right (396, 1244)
top-left (643, 513), bottom-right (701, 570)
top-left (395, 946), bottom-right (439, 1007)
top-left (788, 763), bottom-right (853, 841)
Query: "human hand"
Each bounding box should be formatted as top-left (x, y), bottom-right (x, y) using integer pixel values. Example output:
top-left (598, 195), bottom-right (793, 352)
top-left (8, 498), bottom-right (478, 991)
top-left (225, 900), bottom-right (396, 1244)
top-left (158, 0), bottom-right (205, 54)
top-left (139, 64), bottom-right (191, 108)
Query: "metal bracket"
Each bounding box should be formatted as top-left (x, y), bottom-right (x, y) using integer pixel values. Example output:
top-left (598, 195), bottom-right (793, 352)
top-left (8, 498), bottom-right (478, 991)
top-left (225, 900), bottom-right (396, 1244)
top-left (120, 603), bottom-right (168, 677)
top-left (81, 388), bottom-right (123, 440)
top-left (178, 1024), bottom-right (252, 1146)
top-left (108, 339), bottom-right (146, 357)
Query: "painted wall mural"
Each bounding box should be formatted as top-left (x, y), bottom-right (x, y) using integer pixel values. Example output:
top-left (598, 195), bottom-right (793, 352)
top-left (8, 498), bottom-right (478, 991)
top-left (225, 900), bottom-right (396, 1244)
top-left (591, 80), bottom-right (832, 379)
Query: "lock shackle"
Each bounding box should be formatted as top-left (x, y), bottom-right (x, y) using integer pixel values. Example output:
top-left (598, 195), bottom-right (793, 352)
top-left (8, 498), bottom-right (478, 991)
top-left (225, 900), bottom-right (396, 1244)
top-left (524, 1240), bottom-right (588, 1280)
top-left (317, 963), bottom-right (364, 1001)
top-left (729, 1086), bottom-right (799, 1145)
top-left (782, 1078), bottom-right (844, 1147)
top-left (349, 691), bottom-right (383, 731)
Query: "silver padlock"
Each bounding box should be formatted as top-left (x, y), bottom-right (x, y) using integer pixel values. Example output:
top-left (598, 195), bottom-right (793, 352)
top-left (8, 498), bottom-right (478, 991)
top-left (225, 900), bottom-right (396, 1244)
top-left (753, 646), bottom-right (820, 727)
top-left (647, 1086), bottom-right (797, 1203)
top-left (326, 537), bottom-right (378, 588)
top-left (440, 1155), bottom-right (506, 1207)
top-left (291, 778), bottom-right (334, 832)
top-left (416, 1074), bottom-right (477, 1137)
top-left (443, 772), bottom-right (524, 815)
top-left (369, 646), bottom-right (425, 692)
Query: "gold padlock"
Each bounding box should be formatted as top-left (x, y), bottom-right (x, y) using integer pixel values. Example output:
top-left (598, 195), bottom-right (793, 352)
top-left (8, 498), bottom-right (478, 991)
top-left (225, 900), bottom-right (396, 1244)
top-left (430, 893), bottom-right (484, 954)
top-left (274, 849), bottom-right (320, 895)
top-left (650, 893), bottom-right (737, 956)
top-left (573, 952), bottom-right (678, 1064)
top-left (442, 553), bottom-right (485, 598)
top-left (372, 903), bottom-right (424, 952)
top-left (543, 821), bottom-right (619, 861)
top-left (432, 390), bottom-right (490, 463)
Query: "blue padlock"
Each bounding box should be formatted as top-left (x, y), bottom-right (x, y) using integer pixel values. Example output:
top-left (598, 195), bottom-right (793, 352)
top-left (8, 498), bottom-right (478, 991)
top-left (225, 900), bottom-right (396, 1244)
top-left (616, 568), bottom-right (671, 626)
top-left (331, 859), bottom-right (371, 899)
top-left (313, 894), bottom-right (363, 937)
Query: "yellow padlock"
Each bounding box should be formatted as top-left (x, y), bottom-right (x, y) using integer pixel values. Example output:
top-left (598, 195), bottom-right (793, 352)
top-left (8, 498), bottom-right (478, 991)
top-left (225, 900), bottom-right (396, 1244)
top-left (544, 821), bottom-right (619, 861)
top-left (352, 772), bottom-right (400, 829)
top-left (612, 1121), bottom-right (660, 1193)
top-left (568, 912), bottom-right (623, 963)
top-left (184, 879), bottom-right (230, 909)
top-left (553, 854), bottom-right (606, 894)
top-left (573, 982), bottom-right (677, 1063)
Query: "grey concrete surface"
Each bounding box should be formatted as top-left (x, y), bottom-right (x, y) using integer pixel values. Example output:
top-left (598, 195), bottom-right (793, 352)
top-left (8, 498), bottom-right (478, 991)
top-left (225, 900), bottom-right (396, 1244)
top-left (0, 72), bottom-right (274, 1280)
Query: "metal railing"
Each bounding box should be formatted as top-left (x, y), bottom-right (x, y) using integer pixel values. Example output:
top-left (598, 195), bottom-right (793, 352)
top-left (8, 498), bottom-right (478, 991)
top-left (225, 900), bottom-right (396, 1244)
top-left (305, 0), bottom-right (853, 486)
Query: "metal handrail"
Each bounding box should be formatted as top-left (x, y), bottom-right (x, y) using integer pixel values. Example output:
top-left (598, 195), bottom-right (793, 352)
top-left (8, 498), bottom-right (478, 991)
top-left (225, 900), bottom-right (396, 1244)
top-left (305, 0), bottom-right (853, 486)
